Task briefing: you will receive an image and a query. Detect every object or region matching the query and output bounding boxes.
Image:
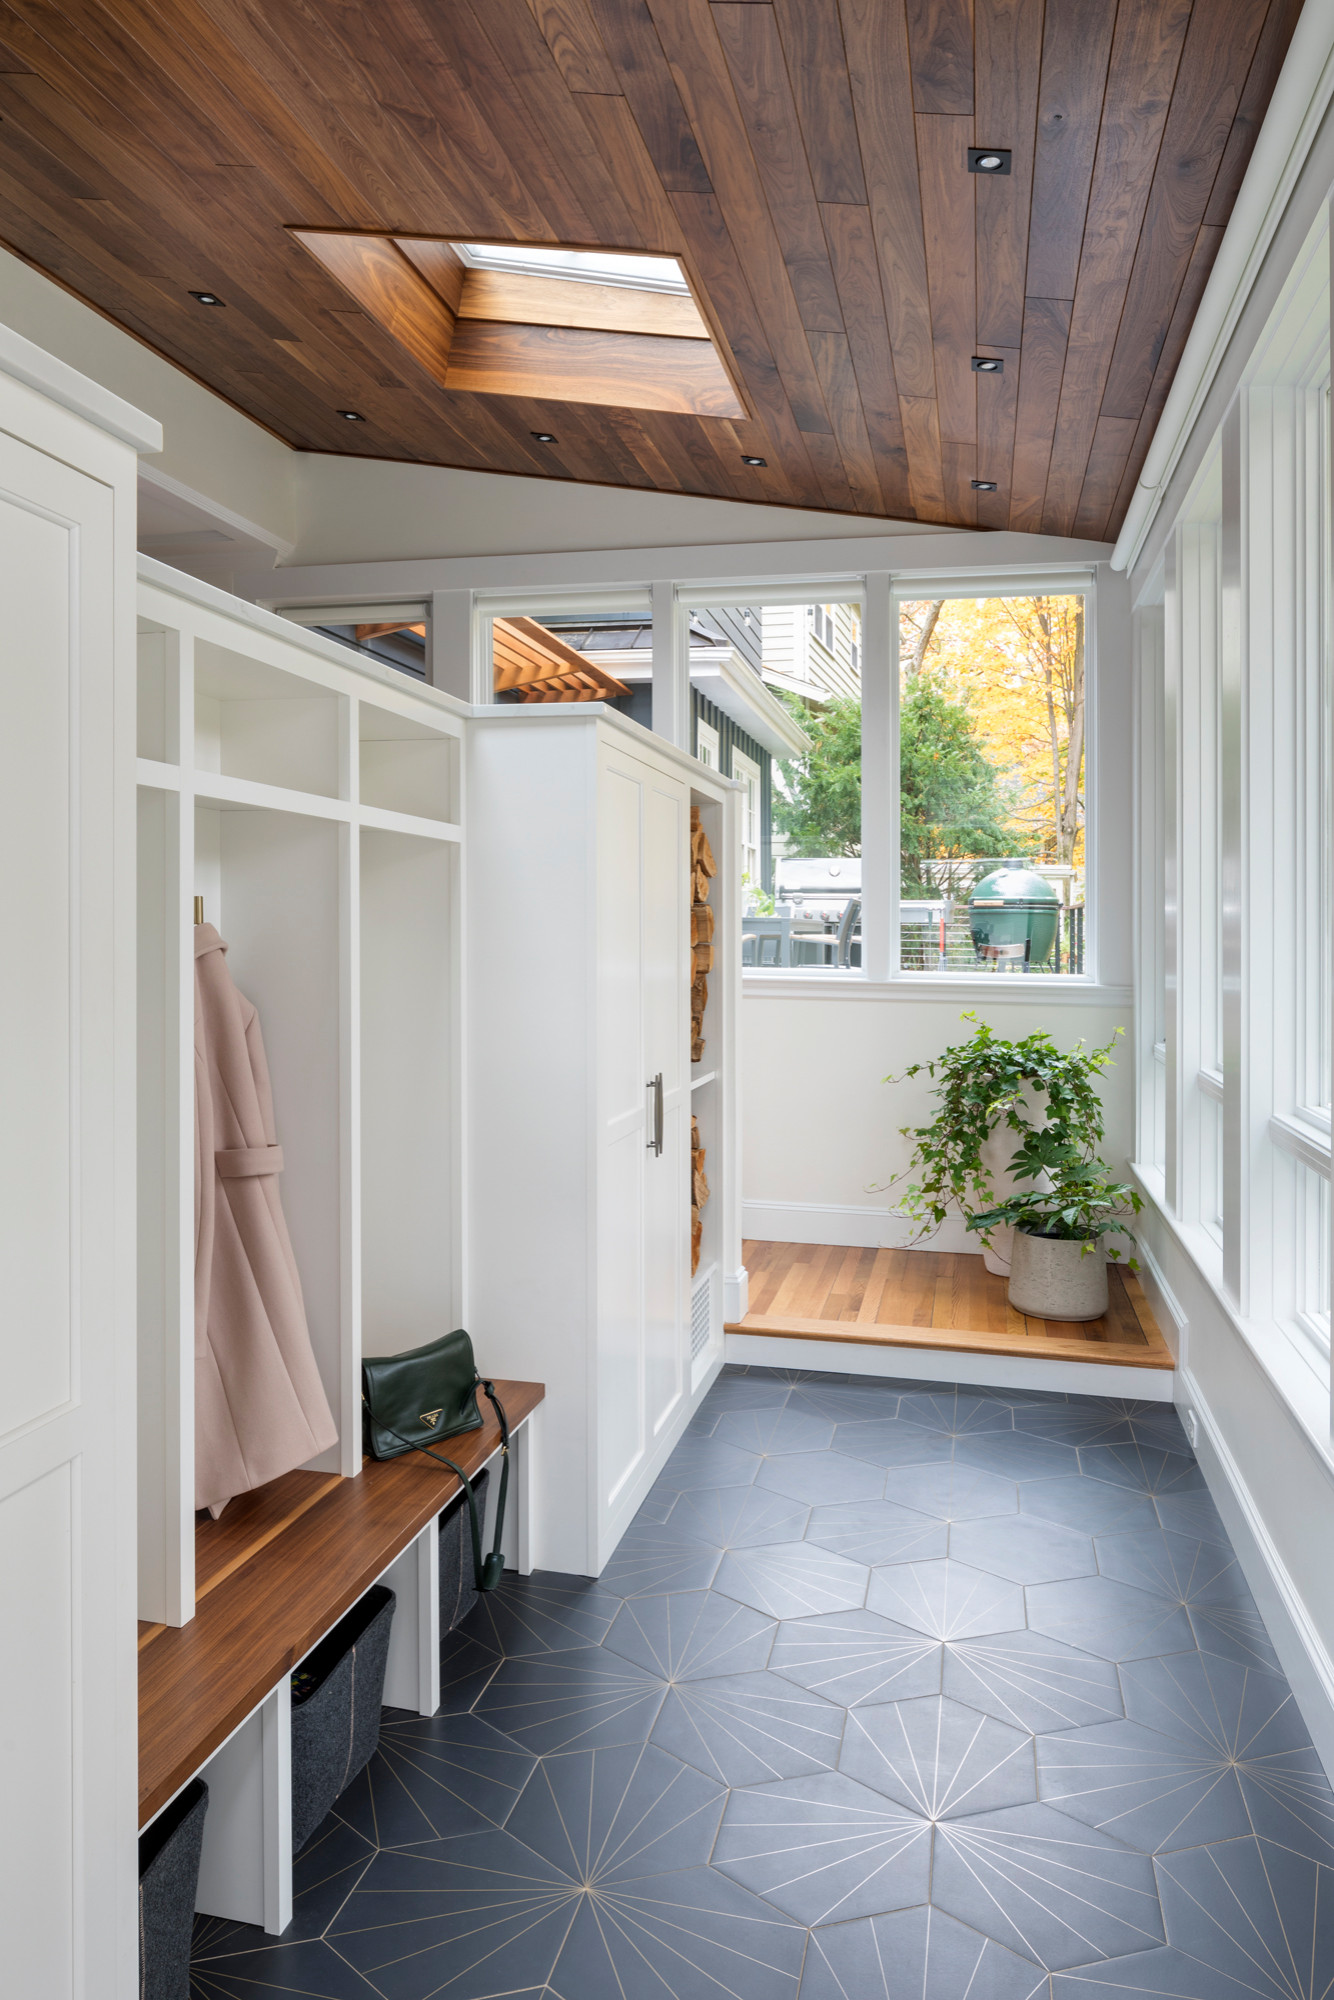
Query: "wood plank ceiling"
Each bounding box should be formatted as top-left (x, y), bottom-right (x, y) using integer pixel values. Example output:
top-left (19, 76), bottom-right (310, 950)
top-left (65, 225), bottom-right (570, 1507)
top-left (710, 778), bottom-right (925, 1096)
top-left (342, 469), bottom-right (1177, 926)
top-left (0, 0), bottom-right (1301, 535)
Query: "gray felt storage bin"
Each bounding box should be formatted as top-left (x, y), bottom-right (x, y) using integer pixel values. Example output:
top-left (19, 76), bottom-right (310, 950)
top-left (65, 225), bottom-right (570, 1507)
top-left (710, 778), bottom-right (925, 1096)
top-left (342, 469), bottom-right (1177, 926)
top-left (439, 1464), bottom-right (490, 1633)
top-left (290, 1583), bottom-right (395, 1852)
top-left (138, 1776), bottom-right (208, 2000)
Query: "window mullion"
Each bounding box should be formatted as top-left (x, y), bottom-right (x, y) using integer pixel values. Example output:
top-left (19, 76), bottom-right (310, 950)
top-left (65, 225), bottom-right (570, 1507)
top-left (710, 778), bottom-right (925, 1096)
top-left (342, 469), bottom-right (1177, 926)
top-left (861, 570), bottom-right (895, 982)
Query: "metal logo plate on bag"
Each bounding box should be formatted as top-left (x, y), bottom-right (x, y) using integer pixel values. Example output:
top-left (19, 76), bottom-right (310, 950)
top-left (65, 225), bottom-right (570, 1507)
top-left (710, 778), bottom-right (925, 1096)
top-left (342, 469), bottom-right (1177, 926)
top-left (419, 1409), bottom-right (443, 1429)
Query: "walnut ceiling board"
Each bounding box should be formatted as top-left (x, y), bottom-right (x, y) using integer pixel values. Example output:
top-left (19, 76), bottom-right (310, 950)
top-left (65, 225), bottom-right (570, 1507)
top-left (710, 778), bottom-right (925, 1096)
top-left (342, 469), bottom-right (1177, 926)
top-left (0, 0), bottom-right (1298, 532)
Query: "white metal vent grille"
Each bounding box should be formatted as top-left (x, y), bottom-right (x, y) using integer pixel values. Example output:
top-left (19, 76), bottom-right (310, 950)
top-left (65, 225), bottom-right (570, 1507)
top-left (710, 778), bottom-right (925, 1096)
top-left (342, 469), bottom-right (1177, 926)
top-left (690, 1268), bottom-right (712, 1361)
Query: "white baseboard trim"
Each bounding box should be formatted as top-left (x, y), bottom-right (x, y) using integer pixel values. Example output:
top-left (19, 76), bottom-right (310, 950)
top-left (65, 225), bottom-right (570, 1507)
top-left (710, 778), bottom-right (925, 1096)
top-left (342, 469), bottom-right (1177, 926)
top-left (725, 1331), bottom-right (1176, 1401)
top-left (1179, 1362), bottom-right (1334, 1786)
top-left (743, 1199), bottom-right (978, 1253)
top-left (723, 1264), bottom-right (749, 1322)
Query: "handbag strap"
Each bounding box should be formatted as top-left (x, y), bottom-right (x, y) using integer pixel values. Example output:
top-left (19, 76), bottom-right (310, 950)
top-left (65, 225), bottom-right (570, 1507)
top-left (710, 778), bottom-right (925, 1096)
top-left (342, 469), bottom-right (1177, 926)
top-left (361, 1375), bottom-right (510, 1592)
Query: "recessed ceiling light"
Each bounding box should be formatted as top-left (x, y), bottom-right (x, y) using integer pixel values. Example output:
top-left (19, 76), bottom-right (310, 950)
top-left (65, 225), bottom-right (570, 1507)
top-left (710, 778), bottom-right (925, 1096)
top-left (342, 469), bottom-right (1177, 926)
top-left (741, 454), bottom-right (767, 467)
top-left (972, 479), bottom-right (998, 492)
top-left (971, 355), bottom-right (1004, 374)
top-left (189, 291), bottom-right (224, 306)
top-left (968, 149), bottom-right (1011, 175)
top-left (531, 431), bottom-right (558, 443)
top-left (338, 409), bottom-right (365, 421)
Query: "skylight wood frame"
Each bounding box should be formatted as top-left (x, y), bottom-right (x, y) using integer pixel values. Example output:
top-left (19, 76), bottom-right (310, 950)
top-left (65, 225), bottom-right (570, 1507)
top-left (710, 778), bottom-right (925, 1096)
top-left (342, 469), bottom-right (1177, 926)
top-left (291, 230), bottom-right (746, 421)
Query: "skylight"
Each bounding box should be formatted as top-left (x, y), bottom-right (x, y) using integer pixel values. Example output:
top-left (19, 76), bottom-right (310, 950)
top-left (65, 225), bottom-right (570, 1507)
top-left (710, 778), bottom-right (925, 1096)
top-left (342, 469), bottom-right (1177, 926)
top-left (457, 243), bottom-right (690, 295)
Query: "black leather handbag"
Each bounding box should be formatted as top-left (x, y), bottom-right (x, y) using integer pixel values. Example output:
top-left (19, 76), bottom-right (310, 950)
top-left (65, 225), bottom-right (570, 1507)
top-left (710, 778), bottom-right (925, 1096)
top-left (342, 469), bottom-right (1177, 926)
top-left (361, 1328), bottom-right (509, 1591)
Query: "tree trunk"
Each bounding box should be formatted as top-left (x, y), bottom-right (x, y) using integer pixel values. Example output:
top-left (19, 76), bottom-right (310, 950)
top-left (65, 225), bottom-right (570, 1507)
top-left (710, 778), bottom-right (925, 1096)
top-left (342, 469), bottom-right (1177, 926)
top-left (905, 600), bottom-right (944, 676)
top-left (1059, 604), bottom-right (1086, 862)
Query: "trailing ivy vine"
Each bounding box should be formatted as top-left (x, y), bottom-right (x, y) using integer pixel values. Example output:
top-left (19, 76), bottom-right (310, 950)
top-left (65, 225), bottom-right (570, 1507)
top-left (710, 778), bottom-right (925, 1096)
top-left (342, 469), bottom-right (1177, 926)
top-left (885, 1015), bottom-right (1125, 1248)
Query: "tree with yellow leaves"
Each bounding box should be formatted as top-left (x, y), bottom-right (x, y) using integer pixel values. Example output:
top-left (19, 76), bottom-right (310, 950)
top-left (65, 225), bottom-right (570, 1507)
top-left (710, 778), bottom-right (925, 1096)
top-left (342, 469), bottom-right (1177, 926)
top-left (899, 594), bottom-right (1086, 869)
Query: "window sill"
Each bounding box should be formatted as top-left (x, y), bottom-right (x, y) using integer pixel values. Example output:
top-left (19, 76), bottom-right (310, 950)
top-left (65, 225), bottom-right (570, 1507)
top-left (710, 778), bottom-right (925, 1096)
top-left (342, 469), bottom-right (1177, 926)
top-left (1129, 1160), bottom-right (1334, 1478)
top-left (742, 970), bottom-right (1133, 1006)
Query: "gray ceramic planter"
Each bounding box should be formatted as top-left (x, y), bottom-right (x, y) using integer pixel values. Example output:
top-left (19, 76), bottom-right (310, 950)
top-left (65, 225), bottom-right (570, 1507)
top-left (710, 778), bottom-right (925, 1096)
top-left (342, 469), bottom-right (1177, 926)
top-left (1008, 1228), bottom-right (1108, 1320)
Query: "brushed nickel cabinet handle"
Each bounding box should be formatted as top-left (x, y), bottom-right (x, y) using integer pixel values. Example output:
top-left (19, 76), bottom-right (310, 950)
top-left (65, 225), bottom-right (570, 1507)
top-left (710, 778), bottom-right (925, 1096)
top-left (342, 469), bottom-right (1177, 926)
top-left (646, 1073), bottom-right (664, 1155)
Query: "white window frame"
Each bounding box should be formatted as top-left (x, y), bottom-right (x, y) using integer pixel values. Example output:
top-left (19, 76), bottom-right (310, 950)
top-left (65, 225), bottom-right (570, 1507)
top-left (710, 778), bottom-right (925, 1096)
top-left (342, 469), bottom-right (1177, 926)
top-left (887, 572), bottom-right (1100, 990)
top-left (695, 719), bottom-right (720, 769)
top-left (731, 746), bottom-right (762, 890)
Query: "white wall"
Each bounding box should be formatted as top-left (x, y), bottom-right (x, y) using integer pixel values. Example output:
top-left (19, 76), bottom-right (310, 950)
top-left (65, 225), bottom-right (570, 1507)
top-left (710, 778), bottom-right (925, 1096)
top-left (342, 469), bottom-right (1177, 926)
top-left (742, 992), bottom-right (1136, 1250)
top-left (0, 248), bottom-right (296, 558)
top-left (289, 455), bottom-right (947, 566)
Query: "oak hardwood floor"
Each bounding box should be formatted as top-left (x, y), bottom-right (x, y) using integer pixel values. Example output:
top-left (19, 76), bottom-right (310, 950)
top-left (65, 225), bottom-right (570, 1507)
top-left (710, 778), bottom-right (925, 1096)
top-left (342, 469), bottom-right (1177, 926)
top-left (730, 1239), bottom-right (1173, 1370)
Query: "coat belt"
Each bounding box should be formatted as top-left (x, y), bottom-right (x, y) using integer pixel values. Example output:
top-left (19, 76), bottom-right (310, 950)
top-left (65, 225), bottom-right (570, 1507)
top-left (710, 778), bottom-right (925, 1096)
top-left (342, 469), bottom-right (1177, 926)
top-left (215, 1145), bottom-right (284, 1178)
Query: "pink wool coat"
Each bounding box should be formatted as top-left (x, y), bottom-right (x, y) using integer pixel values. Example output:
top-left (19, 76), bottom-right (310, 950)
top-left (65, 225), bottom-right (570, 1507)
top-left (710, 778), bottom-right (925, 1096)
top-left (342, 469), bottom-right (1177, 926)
top-left (195, 925), bottom-right (337, 1514)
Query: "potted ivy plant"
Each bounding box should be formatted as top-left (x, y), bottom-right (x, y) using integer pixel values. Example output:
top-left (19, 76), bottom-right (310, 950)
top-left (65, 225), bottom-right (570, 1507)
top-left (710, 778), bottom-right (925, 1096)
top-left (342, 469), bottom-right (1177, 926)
top-left (965, 1127), bottom-right (1141, 1320)
top-left (888, 1017), bottom-right (1126, 1280)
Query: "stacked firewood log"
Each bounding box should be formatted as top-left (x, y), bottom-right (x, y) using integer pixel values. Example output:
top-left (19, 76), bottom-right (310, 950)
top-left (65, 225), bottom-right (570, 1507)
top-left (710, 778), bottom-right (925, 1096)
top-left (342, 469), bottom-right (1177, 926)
top-left (690, 808), bottom-right (715, 1064)
top-left (690, 807), bottom-right (715, 1275)
top-left (691, 1116), bottom-right (710, 1275)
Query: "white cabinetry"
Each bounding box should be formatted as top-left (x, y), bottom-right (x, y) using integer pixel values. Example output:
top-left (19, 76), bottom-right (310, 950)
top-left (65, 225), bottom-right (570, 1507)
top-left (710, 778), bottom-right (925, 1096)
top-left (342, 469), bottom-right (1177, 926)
top-left (467, 710), bottom-right (736, 1574)
top-left (134, 561), bottom-right (468, 1626)
top-left (0, 328), bottom-right (157, 1998)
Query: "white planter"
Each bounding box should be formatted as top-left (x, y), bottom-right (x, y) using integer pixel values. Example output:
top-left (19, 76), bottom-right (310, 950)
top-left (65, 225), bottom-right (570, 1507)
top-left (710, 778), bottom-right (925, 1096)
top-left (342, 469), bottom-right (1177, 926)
top-left (980, 1235), bottom-right (1012, 1277)
top-left (1007, 1229), bottom-right (1108, 1321)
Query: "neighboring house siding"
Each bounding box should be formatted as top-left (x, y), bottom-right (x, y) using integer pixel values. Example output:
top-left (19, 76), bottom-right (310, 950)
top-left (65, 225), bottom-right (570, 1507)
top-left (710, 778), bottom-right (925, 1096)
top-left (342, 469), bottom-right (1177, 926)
top-left (761, 603), bottom-right (861, 701)
top-left (692, 688), bottom-right (773, 893)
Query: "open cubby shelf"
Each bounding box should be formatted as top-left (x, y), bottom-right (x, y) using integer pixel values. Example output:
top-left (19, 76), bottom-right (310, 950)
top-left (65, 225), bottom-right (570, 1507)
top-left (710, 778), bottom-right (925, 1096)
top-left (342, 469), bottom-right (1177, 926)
top-left (135, 575), bottom-right (468, 1630)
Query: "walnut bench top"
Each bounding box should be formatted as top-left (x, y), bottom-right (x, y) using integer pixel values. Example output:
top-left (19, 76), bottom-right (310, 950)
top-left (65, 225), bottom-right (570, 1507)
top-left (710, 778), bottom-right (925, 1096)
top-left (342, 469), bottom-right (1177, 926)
top-left (137, 1378), bottom-right (544, 1825)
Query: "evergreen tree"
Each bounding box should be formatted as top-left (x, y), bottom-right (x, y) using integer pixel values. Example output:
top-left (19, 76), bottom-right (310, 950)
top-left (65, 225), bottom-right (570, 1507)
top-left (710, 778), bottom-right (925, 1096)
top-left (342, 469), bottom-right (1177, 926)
top-left (774, 680), bottom-right (1015, 892)
top-left (899, 674), bottom-right (1016, 895)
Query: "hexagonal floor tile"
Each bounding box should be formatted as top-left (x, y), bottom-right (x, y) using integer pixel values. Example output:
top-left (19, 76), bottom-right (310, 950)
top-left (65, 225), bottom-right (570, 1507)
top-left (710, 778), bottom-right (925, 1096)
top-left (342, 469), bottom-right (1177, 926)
top-left (652, 1668), bottom-right (844, 1785)
top-left (714, 1405), bottom-right (836, 1455)
top-left (943, 1628), bottom-right (1124, 1733)
top-left (802, 1906), bottom-right (1047, 2000)
top-left (1021, 1475), bottom-right (1159, 1537)
top-left (758, 1449), bottom-right (887, 1505)
top-left (841, 1694), bottom-right (1036, 1819)
top-left (881, 1461), bottom-right (1019, 1522)
top-left (1037, 1716), bottom-right (1251, 1851)
top-left (666, 1483), bottom-right (811, 1551)
top-left (713, 1769), bottom-right (933, 1924)
top-left (932, 1801), bottom-right (1164, 1970)
top-left (714, 1540), bottom-right (869, 1620)
top-left (867, 1559), bottom-right (1024, 1640)
top-left (832, 1419), bottom-right (958, 1469)
top-left (1079, 1443), bottom-right (1205, 1495)
top-left (603, 1589), bottom-right (775, 1681)
top-left (1026, 1574), bottom-right (1196, 1662)
top-left (769, 1607), bottom-right (943, 1708)
top-left (949, 1512), bottom-right (1096, 1584)
top-left (806, 1497), bottom-right (948, 1567)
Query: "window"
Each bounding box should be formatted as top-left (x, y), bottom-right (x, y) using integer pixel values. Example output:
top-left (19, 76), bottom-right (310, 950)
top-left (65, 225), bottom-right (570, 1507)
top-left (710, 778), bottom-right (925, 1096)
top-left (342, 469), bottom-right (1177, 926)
top-left (732, 748), bottom-right (762, 893)
top-left (897, 592), bottom-right (1088, 975)
top-left (695, 719), bottom-right (720, 769)
top-left (281, 603), bottom-right (429, 680)
top-left (458, 244), bottom-right (690, 294)
top-left (809, 603), bottom-right (836, 652)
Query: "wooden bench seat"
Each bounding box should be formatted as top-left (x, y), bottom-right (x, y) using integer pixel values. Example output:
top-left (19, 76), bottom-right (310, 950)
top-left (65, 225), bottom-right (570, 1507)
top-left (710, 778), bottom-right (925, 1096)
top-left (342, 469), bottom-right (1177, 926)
top-left (138, 1377), bottom-right (543, 1827)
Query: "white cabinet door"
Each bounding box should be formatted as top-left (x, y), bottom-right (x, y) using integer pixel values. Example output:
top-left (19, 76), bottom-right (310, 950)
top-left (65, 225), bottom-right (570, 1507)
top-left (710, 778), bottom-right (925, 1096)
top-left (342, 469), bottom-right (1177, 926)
top-left (641, 767), bottom-right (688, 1443)
top-left (596, 750), bottom-right (647, 1525)
top-left (0, 420), bottom-right (135, 1995)
top-left (595, 743), bottom-right (689, 1541)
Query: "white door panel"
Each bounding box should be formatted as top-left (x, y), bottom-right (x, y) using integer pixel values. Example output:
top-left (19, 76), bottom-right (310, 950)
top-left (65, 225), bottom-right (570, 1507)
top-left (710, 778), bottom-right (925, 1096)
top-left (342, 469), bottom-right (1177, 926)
top-left (597, 759), bottom-right (644, 1134)
top-left (598, 1122), bottom-right (646, 1512)
top-left (0, 418), bottom-right (135, 1995)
